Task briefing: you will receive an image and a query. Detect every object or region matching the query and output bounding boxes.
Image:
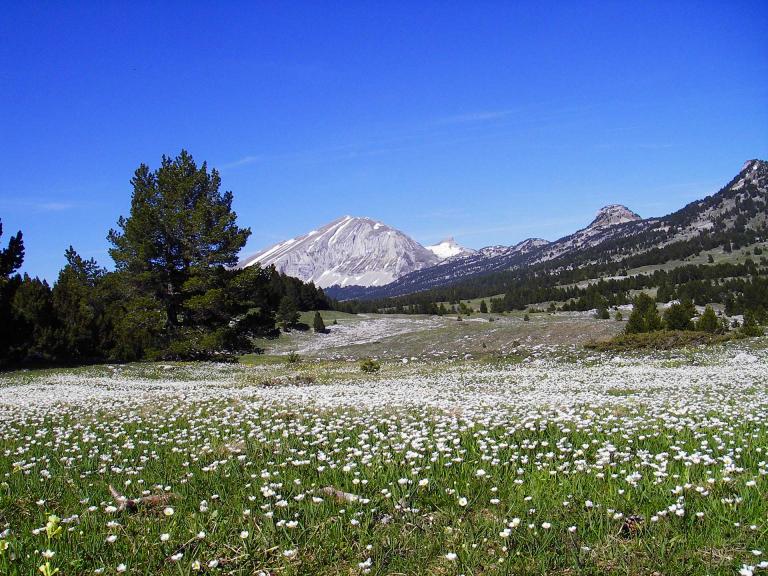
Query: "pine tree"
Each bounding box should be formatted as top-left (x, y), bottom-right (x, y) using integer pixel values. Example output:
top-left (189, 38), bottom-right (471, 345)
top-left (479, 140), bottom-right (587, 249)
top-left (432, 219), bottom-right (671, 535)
top-left (696, 305), bottom-right (719, 333)
top-left (107, 151), bottom-right (250, 330)
top-left (9, 275), bottom-right (58, 363)
top-left (276, 296), bottom-right (299, 331)
top-left (740, 311), bottom-right (764, 337)
top-left (663, 299), bottom-right (695, 331)
top-left (479, 300), bottom-right (488, 314)
top-left (52, 247), bottom-right (106, 360)
top-left (313, 311), bottom-right (326, 333)
top-left (0, 219), bottom-right (25, 364)
top-left (626, 293), bottom-right (662, 334)
top-left (0, 219), bottom-right (24, 278)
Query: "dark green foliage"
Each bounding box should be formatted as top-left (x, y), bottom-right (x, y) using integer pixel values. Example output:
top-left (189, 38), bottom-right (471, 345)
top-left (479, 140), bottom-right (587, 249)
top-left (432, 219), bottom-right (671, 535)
top-left (696, 305), bottom-right (720, 333)
top-left (625, 293), bottom-right (663, 334)
top-left (0, 220), bottom-right (26, 366)
top-left (615, 310), bottom-right (623, 321)
top-left (313, 311), bottom-right (327, 333)
top-left (740, 311), bottom-right (764, 337)
top-left (596, 305), bottom-right (610, 320)
top-left (655, 283), bottom-right (674, 303)
top-left (586, 330), bottom-right (738, 352)
top-left (523, 313), bottom-right (530, 322)
top-left (276, 296), bottom-right (300, 331)
top-left (51, 247), bottom-right (107, 361)
top-left (107, 150), bottom-right (251, 331)
top-left (0, 220), bottom-right (24, 278)
top-left (663, 299), bottom-right (696, 331)
top-left (479, 299), bottom-right (488, 313)
top-left (7, 275), bottom-right (58, 363)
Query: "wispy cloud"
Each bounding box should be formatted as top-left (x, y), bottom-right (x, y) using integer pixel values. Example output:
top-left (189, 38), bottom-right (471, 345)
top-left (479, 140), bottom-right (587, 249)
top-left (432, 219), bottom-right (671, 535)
top-left (220, 155), bottom-right (266, 169)
top-left (0, 199), bottom-right (78, 212)
top-left (37, 202), bottom-right (75, 211)
top-left (221, 101), bottom-right (605, 171)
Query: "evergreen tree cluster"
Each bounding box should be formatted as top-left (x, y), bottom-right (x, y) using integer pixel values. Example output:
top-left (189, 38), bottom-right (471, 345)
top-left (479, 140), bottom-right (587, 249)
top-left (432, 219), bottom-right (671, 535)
top-left (340, 259), bottom-right (767, 325)
top-left (623, 293), bottom-right (759, 336)
top-left (0, 151), bottom-right (329, 368)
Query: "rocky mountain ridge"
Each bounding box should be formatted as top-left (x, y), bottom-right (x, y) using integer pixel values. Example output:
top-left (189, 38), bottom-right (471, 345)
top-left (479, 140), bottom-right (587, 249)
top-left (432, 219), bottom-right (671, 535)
top-left (327, 159), bottom-right (767, 300)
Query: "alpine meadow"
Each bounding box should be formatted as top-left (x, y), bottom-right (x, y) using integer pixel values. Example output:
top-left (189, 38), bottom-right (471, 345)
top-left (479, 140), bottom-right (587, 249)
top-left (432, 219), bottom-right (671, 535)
top-left (1, 3), bottom-right (767, 576)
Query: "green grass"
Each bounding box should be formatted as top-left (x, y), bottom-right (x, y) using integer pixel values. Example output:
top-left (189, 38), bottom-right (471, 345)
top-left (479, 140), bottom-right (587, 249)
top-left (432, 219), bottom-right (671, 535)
top-left (2, 333), bottom-right (767, 575)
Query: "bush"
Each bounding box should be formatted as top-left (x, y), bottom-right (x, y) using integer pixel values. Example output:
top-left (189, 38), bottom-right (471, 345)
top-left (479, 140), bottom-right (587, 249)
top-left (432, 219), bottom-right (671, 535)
top-left (625, 293), bottom-right (663, 334)
top-left (741, 311), bottom-right (765, 337)
top-left (586, 330), bottom-right (738, 352)
top-left (696, 305), bottom-right (720, 333)
top-left (286, 351), bottom-right (301, 364)
top-left (359, 358), bottom-right (381, 373)
top-left (161, 328), bottom-right (239, 362)
top-left (663, 300), bottom-right (695, 331)
top-left (313, 311), bottom-right (327, 333)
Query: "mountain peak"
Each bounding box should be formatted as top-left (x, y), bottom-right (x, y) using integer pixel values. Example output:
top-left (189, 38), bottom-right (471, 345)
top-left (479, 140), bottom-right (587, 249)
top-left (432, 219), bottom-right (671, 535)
top-left (588, 204), bottom-right (641, 229)
top-left (239, 216), bottom-right (438, 287)
top-left (729, 158), bottom-right (767, 192)
top-left (426, 237), bottom-right (474, 260)
top-left (740, 158), bottom-right (765, 172)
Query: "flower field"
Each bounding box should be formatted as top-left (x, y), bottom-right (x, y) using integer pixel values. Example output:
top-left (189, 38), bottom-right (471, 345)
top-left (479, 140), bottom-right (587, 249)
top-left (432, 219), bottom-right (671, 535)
top-left (1, 343), bottom-right (767, 575)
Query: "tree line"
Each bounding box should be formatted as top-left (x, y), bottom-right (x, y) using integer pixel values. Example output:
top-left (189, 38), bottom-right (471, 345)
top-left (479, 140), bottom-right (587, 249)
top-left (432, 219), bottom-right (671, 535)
top-left (0, 151), bottom-right (329, 368)
top-left (338, 259), bottom-right (768, 323)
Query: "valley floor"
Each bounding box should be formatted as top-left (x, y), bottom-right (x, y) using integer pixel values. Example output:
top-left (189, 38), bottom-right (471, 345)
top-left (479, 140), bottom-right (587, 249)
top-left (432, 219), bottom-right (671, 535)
top-left (251, 310), bottom-right (624, 361)
top-left (1, 338), bottom-right (767, 575)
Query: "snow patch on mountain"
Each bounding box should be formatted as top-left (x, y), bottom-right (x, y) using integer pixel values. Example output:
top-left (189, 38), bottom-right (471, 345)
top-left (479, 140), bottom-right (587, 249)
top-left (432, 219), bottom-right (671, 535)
top-left (425, 237), bottom-right (475, 260)
top-left (478, 238), bottom-right (549, 258)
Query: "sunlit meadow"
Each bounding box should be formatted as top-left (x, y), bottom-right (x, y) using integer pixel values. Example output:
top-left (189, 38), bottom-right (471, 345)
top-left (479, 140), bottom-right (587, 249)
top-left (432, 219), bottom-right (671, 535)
top-left (1, 342), bottom-right (767, 575)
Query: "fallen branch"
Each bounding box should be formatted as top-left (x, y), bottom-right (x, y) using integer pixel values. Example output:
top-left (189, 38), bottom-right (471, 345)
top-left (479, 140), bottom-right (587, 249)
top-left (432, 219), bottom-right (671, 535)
top-left (109, 484), bottom-right (175, 513)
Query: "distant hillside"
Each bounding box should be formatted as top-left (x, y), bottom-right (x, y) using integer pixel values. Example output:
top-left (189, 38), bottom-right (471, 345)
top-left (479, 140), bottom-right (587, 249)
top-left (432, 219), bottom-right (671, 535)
top-left (328, 159), bottom-right (767, 301)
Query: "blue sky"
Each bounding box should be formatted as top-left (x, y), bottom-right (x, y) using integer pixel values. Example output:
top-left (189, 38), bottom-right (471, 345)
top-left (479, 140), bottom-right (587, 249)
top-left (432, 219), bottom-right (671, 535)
top-left (1, 1), bottom-right (767, 282)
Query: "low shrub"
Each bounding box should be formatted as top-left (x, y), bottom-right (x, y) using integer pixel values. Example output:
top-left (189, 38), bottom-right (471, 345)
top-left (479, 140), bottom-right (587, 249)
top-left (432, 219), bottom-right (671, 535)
top-left (585, 330), bottom-right (740, 352)
top-left (359, 358), bottom-right (381, 373)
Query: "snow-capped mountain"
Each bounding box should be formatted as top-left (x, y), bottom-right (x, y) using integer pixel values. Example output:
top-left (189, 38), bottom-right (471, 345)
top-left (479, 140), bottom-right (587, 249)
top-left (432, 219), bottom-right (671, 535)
top-left (238, 216), bottom-right (439, 288)
top-left (425, 237), bottom-right (475, 260)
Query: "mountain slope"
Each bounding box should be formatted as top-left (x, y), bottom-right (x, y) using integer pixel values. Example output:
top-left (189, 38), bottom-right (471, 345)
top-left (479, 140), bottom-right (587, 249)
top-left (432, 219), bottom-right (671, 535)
top-left (327, 159), bottom-right (767, 300)
top-left (238, 216), bottom-right (439, 288)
